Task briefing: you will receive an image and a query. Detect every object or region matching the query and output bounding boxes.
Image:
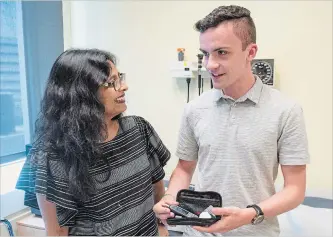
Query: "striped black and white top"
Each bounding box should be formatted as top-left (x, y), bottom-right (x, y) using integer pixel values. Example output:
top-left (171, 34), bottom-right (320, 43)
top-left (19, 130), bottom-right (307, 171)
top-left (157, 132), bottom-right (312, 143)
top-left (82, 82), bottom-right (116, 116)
top-left (16, 116), bottom-right (170, 236)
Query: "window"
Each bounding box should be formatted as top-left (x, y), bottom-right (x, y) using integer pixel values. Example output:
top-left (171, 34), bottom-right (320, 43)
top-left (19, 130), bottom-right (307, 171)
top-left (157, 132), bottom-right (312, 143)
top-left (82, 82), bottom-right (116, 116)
top-left (0, 0), bottom-right (64, 218)
top-left (0, 1), bottom-right (30, 164)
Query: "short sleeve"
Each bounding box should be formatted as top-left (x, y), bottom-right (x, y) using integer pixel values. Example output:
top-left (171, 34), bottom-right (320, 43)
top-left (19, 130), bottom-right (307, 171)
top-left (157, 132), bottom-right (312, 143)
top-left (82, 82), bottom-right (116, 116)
top-left (136, 117), bottom-right (171, 184)
top-left (15, 149), bottom-right (78, 226)
top-left (175, 104), bottom-right (199, 161)
top-left (278, 104), bottom-right (310, 165)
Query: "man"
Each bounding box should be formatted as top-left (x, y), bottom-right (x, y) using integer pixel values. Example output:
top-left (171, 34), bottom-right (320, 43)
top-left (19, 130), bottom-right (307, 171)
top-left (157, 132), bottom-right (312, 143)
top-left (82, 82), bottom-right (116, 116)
top-left (154, 5), bottom-right (310, 236)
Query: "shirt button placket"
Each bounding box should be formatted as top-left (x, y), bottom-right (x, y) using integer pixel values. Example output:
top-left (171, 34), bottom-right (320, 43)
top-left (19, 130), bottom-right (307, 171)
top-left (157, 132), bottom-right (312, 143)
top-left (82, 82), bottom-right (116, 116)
top-left (229, 102), bottom-right (236, 124)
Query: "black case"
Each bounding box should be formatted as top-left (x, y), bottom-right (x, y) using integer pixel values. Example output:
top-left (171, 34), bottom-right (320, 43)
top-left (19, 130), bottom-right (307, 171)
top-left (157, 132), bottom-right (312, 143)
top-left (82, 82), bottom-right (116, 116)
top-left (166, 189), bottom-right (222, 227)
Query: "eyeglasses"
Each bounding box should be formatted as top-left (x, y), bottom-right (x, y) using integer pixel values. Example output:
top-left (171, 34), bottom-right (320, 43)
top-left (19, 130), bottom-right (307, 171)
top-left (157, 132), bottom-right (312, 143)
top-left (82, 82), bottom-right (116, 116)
top-left (101, 72), bottom-right (126, 91)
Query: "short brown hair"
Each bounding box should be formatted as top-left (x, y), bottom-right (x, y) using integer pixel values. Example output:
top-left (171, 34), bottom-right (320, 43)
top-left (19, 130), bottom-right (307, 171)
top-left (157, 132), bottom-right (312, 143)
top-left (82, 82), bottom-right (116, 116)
top-left (194, 5), bottom-right (256, 50)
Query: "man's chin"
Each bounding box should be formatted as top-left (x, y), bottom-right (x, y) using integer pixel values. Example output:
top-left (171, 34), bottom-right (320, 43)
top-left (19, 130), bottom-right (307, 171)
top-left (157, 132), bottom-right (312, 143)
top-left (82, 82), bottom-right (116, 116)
top-left (212, 82), bottom-right (227, 90)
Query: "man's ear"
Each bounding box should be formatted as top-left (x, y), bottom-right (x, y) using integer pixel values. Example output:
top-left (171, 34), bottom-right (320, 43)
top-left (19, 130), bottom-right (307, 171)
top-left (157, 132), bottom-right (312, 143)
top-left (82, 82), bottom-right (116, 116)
top-left (247, 43), bottom-right (258, 61)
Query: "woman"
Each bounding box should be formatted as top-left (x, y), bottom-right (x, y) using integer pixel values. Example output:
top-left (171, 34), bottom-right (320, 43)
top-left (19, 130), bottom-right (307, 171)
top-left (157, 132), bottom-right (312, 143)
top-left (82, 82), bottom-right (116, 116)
top-left (16, 49), bottom-right (170, 236)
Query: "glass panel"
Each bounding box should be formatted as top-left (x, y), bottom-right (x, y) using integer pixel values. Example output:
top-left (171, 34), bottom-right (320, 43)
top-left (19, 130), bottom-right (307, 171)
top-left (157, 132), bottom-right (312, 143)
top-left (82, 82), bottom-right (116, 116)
top-left (0, 1), bottom-right (25, 157)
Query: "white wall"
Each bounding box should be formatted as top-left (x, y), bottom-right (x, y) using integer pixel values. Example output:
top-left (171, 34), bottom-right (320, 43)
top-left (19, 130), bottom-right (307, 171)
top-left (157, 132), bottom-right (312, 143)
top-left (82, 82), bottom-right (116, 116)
top-left (63, 1), bottom-right (332, 190)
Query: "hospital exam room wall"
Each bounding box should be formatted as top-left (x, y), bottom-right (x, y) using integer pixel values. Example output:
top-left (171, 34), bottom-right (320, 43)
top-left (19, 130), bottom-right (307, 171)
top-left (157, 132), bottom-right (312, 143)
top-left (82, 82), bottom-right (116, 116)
top-left (63, 1), bottom-right (332, 191)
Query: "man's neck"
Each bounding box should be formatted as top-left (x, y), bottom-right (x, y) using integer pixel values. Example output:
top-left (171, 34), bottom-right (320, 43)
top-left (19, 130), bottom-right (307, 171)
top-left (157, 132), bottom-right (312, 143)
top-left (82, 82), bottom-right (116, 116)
top-left (222, 74), bottom-right (256, 100)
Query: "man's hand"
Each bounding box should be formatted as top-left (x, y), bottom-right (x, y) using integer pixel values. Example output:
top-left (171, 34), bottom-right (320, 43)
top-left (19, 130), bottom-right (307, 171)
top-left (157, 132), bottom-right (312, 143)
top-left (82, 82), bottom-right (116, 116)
top-left (193, 207), bottom-right (256, 233)
top-left (153, 195), bottom-right (179, 225)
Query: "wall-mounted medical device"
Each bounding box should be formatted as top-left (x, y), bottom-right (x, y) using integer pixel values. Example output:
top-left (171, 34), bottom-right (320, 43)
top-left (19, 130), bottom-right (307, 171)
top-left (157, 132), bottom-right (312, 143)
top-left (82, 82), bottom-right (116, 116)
top-left (171, 48), bottom-right (213, 103)
top-left (170, 61), bottom-right (197, 79)
top-left (170, 60), bottom-right (211, 102)
top-left (251, 59), bottom-right (275, 86)
top-left (197, 54), bottom-right (203, 96)
top-left (169, 61), bottom-right (211, 79)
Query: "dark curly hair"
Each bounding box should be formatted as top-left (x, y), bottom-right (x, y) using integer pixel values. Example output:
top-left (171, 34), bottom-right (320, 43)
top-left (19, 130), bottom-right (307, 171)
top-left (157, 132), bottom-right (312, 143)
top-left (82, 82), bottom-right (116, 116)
top-left (194, 5), bottom-right (256, 50)
top-left (32, 48), bottom-right (118, 201)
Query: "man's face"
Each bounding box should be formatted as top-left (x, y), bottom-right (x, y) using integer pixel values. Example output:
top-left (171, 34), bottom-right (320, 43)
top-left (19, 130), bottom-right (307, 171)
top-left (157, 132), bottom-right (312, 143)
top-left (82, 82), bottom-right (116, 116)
top-left (199, 22), bottom-right (256, 90)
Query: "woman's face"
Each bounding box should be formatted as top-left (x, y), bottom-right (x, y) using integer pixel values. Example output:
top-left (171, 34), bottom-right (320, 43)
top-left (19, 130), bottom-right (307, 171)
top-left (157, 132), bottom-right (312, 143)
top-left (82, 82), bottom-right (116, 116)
top-left (98, 61), bottom-right (128, 119)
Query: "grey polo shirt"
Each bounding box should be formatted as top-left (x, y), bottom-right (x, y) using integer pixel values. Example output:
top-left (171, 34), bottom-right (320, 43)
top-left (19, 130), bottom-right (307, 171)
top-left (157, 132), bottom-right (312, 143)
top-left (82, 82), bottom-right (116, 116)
top-left (176, 77), bottom-right (310, 236)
